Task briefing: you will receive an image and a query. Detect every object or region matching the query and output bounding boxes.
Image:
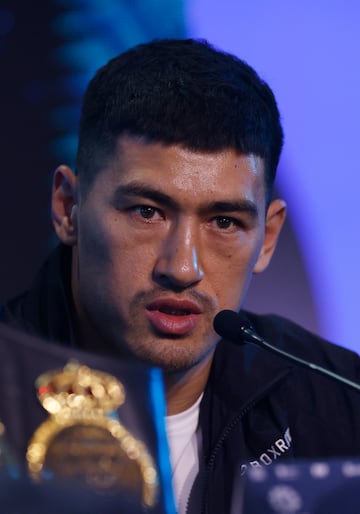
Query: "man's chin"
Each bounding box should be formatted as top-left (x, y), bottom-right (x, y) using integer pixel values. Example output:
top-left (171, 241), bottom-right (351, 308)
top-left (116, 325), bottom-right (216, 372)
top-left (139, 354), bottom-right (199, 373)
top-left (131, 342), bottom-right (213, 375)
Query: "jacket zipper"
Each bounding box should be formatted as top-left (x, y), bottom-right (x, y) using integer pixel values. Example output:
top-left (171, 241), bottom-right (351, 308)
top-left (196, 368), bottom-right (292, 514)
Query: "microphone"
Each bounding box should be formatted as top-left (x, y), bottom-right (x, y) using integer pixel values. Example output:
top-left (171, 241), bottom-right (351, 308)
top-left (214, 309), bottom-right (360, 394)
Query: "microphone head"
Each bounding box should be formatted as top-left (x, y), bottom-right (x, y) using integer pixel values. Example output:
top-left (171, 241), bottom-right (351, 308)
top-left (213, 309), bottom-right (250, 343)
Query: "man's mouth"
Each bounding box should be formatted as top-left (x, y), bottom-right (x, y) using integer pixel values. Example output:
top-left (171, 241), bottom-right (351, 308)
top-left (146, 299), bottom-right (202, 335)
top-left (157, 307), bottom-right (191, 316)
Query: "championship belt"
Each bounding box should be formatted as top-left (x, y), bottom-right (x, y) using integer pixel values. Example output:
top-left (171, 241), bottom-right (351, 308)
top-left (26, 361), bottom-right (158, 507)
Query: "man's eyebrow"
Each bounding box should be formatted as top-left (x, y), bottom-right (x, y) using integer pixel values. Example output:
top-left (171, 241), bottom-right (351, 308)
top-left (203, 200), bottom-right (259, 219)
top-left (114, 183), bottom-right (259, 218)
top-left (113, 183), bottom-right (178, 209)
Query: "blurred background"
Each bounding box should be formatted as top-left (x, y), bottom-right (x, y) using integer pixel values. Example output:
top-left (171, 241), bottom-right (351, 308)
top-left (0, 0), bottom-right (359, 352)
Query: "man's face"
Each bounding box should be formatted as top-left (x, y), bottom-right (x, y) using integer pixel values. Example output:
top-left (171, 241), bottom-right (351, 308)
top-left (67, 136), bottom-right (283, 372)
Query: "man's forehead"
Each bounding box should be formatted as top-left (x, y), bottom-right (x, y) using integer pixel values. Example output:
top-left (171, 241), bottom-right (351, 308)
top-left (85, 134), bottom-right (267, 207)
top-left (114, 134), bottom-right (265, 174)
top-left (94, 137), bottom-right (267, 215)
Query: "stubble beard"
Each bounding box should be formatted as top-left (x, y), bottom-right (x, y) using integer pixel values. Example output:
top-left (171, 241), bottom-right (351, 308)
top-left (115, 288), bottom-right (218, 372)
top-left (81, 285), bottom-right (219, 372)
top-left (120, 313), bottom-right (218, 373)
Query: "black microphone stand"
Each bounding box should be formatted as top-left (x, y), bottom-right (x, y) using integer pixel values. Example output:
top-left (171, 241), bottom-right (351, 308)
top-left (214, 309), bottom-right (360, 395)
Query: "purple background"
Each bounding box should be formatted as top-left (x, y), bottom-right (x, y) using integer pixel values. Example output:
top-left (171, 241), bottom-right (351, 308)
top-left (185, 0), bottom-right (360, 352)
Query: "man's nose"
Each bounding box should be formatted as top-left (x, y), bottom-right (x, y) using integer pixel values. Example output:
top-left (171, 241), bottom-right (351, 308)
top-left (153, 221), bottom-right (204, 289)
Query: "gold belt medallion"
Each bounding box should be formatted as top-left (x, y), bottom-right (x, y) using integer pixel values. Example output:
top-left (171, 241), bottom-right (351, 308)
top-left (26, 361), bottom-right (158, 507)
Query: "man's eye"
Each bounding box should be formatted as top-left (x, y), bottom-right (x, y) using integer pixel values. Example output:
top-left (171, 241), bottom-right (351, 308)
top-left (214, 216), bottom-right (237, 229)
top-left (135, 205), bottom-right (158, 219)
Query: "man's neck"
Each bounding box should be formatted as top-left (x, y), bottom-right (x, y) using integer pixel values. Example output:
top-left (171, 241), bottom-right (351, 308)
top-left (164, 353), bottom-right (214, 416)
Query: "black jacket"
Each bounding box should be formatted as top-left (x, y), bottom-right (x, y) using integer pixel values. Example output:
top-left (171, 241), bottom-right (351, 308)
top-left (2, 245), bottom-right (360, 514)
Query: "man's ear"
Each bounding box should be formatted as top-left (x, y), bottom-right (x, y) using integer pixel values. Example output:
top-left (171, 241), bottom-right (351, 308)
top-left (51, 165), bottom-right (79, 246)
top-left (253, 198), bottom-right (287, 274)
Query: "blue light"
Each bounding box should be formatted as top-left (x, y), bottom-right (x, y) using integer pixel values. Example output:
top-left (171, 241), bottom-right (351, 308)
top-left (50, 0), bottom-right (184, 170)
top-left (148, 368), bottom-right (177, 514)
top-left (0, 9), bottom-right (15, 36)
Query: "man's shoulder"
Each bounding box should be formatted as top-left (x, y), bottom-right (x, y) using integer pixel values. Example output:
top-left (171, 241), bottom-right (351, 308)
top-left (210, 309), bottom-right (360, 419)
top-left (0, 244), bottom-right (75, 346)
top-left (244, 310), bottom-right (360, 373)
top-left (213, 309), bottom-right (360, 383)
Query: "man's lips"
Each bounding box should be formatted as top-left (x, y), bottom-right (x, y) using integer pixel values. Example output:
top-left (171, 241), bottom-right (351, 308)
top-left (146, 299), bottom-right (202, 336)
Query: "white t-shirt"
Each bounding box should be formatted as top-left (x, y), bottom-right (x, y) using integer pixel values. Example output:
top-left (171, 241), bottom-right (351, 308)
top-left (165, 394), bottom-right (203, 514)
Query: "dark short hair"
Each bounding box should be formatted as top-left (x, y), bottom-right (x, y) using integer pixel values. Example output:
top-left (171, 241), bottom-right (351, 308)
top-left (76, 38), bottom-right (284, 201)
